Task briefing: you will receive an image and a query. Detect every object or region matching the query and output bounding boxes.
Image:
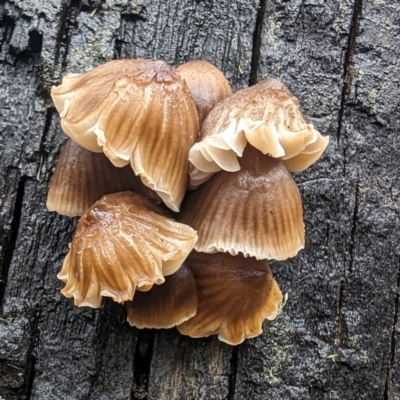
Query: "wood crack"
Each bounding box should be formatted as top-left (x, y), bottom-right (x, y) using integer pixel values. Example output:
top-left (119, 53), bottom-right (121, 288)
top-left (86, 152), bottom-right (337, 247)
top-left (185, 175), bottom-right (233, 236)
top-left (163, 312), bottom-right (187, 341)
top-left (25, 353), bottom-right (36, 399)
top-left (348, 179), bottom-right (360, 277)
top-left (131, 329), bottom-right (154, 400)
top-left (0, 176), bottom-right (25, 309)
top-left (53, 0), bottom-right (80, 72)
top-left (227, 345), bottom-right (239, 400)
top-left (113, 11), bottom-right (146, 60)
top-left (249, 0), bottom-right (267, 86)
top-left (337, 0), bottom-right (363, 147)
top-left (336, 179), bottom-right (360, 347)
top-left (35, 109), bottom-right (53, 180)
top-left (0, 13), bottom-right (16, 54)
top-left (384, 259), bottom-right (400, 400)
top-left (85, 306), bottom-right (111, 400)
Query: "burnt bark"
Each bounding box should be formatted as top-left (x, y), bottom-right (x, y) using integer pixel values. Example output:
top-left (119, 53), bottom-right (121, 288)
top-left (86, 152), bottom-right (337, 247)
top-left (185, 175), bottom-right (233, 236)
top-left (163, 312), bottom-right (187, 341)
top-left (0, 0), bottom-right (399, 399)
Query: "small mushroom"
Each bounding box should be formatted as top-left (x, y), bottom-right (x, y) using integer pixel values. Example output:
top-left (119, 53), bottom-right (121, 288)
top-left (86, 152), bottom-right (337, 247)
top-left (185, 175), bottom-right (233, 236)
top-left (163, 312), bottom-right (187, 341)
top-left (46, 139), bottom-right (160, 217)
top-left (177, 60), bottom-right (233, 124)
top-left (180, 146), bottom-right (304, 261)
top-left (177, 251), bottom-right (282, 345)
top-left (126, 264), bottom-right (198, 329)
top-left (51, 59), bottom-right (199, 212)
top-left (58, 192), bottom-right (198, 308)
top-left (188, 78), bottom-right (329, 187)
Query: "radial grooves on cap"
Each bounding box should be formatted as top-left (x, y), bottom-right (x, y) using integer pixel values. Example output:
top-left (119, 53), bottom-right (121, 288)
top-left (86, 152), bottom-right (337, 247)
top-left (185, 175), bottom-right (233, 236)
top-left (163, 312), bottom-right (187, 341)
top-left (177, 60), bottom-right (233, 124)
top-left (181, 146), bottom-right (304, 261)
top-left (126, 264), bottom-right (198, 329)
top-left (188, 78), bottom-right (327, 187)
top-left (51, 60), bottom-right (147, 122)
top-left (177, 251), bottom-right (283, 345)
top-left (127, 82), bottom-right (198, 211)
top-left (57, 192), bottom-right (198, 308)
top-left (96, 80), bottom-right (144, 160)
top-left (46, 139), bottom-right (160, 217)
top-left (51, 59), bottom-right (199, 212)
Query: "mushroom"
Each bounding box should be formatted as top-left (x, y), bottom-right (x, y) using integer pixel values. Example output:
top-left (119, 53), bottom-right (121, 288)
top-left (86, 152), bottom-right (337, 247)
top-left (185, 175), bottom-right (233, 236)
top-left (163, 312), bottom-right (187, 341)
top-left (177, 60), bottom-right (233, 125)
top-left (180, 146), bottom-right (304, 261)
top-left (58, 192), bottom-right (198, 308)
top-left (51, 59), bottom-right (199, 212)
top-left (126, 264), bottom-right (198, 329)
top-left (177, 251), bottom-right (282, 345)
top-left (47, 58), bottom-right (331, 345)
top-left (188, 78), bottom-right (329, 187)
top-left (46, 139), bottom-right (160, 217)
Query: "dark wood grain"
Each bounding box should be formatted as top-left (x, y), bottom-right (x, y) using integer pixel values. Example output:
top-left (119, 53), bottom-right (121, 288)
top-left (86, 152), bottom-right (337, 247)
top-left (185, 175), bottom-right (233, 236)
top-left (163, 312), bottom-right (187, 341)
top-left (0, 0), bottom-right (399, 399)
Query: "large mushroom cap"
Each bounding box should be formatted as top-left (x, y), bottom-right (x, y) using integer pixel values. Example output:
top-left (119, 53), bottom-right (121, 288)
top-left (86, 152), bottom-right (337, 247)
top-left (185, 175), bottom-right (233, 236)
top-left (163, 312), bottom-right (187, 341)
top-left (126, 264), bottom-right (198, 329)
top-left (46, 139), bottom-right (160, 217)
top-left (177, 251), bottom-right (282, 345)
top-left (177, 60), bottom-right (233, 125)
top-left (180, 146), bottom-right (304, 261)
top-left (58, 192), bottom-right (198, 308)
top-left (188, 78), bottom-right (329, 187)
top-left (51, 59), bottom-right (200, 212)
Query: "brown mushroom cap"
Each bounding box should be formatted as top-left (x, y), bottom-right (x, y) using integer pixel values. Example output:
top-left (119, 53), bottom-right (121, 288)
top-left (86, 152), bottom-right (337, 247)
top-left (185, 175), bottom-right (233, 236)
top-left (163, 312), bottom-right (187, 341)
top-left (177, 251), bottom-right (282, 345)
top-left (46, 139), bottom-right (160, 217)
top-left (126, 264), bottom-right (198, 329)
top-left (180, 146), bottom-right (304, 261)
top-left (57, 192), bottom-right (198, 308)
top-left (51, 59), bottom-right (199, 212)
top-left (188, 78), bottom-right (328, 187)
top-left (177, 60), bottom-right (233, 125)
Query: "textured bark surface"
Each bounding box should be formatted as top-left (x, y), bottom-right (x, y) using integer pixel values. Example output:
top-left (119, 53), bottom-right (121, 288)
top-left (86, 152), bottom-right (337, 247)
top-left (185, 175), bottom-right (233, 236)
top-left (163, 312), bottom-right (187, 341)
top-left (0, 0), bottom-right (399, 399)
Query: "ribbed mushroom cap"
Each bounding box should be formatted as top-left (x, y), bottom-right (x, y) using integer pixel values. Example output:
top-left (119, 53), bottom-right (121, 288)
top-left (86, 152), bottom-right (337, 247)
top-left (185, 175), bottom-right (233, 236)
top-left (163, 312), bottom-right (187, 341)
top-left (46, 139), bottom-right (160, 217)
top-left (57, 192), bottom-right (198, 308)
top-left (51, 59), bottom-right (199, 212)
top-left (126, 264), bottom-right (198, 329)
top-left (177, 60), bottom-right (233, 125)
top-left (189, 78), bottom-right (328, 187)
top-left (177, 251), bottom-right (282, 345)
top-left (180, 146), bottom-right (304, 261)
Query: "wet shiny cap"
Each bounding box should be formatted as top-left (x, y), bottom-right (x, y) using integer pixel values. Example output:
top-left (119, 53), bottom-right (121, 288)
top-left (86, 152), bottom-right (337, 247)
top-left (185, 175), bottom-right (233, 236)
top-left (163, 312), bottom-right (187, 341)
top-left (189, 78), bottom-right (329, 187)
top-left (51, 59), bottom-right (199, 212)
top-left (181, 146), bottom-right (304, 261)
top-left (58, 192), bottom-right (198, 308)
top-left (46, 139), bottom-right (160, 217)
top-left (178, 251), bottom-right (282, 345)
top-left (177, 60), bottom-right (233, 125)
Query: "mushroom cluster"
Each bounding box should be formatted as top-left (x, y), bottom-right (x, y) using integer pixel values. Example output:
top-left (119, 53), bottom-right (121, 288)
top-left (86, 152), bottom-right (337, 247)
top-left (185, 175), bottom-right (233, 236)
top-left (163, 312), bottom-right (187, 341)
top-left (48, 59), bottom-right (329, 345)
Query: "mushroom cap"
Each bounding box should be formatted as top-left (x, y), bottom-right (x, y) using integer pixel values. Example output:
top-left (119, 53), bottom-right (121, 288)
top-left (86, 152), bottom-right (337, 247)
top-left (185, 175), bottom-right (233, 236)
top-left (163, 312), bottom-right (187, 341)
top-left (51, 59), bottom-right (199, 212)
top-left (180, 146), bottom-right (304, 261)
top-left (46, 139), bottom-right (160, 217)
top-left (177, 60), bottom-right (233, 125)
top-left (177, 251), bottom-right (282, 345)
top-left (126, 264), bottom-right (198, 329)
top-left (188, 78), bottom-right (328, 187)
top-left (282, 130), bottom-right (330, 172)
top-left (57, 192), bottom-right (198, 308)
